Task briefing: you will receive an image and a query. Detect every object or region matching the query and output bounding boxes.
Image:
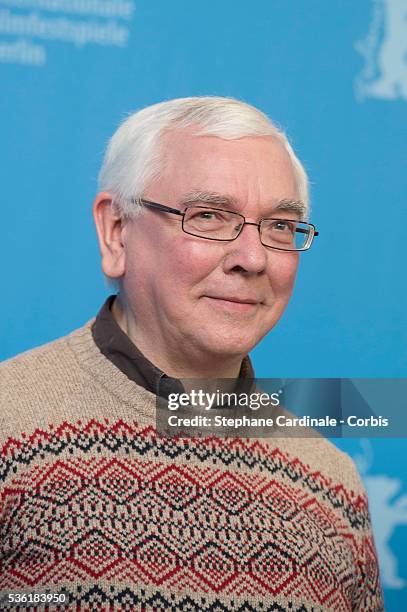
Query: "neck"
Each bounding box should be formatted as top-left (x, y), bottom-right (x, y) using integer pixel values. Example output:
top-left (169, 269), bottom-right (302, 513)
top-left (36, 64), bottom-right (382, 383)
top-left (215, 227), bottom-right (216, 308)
top-left (111, 296), bottom-right (244, 379)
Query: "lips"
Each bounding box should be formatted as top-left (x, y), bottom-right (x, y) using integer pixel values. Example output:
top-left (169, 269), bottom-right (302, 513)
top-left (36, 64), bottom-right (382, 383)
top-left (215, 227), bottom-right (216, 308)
top-left (205, 295), bottom-right (261, 305)
top-left (203, 295), bottom-right (262, 312)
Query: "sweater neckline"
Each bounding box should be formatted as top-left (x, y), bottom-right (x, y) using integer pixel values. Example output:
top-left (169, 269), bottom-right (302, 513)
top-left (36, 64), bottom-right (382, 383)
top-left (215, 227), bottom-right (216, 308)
top-left (66, 320), bottom-right (157, 422)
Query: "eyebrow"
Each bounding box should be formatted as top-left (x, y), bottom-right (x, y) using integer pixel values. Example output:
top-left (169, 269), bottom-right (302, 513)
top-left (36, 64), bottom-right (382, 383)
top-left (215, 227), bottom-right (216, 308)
top-left (178, 191), bottom-right (238, 209)
top-left (272, 199), bottom-right (308, 220)
top-left (178, 191), bottom-right (307, 220)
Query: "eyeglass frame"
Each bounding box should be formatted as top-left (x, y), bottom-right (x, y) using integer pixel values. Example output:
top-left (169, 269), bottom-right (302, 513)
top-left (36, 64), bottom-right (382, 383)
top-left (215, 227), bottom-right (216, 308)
top-left (134, 198), bottom-right (319, 252)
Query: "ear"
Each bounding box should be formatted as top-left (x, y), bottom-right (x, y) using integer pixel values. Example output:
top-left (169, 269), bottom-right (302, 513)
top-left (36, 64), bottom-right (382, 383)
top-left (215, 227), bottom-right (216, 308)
top-left (93, 192), bottom-right (126, 279)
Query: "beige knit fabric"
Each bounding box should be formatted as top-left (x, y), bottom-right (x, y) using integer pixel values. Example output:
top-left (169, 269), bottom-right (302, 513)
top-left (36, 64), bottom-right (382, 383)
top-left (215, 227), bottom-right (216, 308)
top-left (0, 322), bottom-right (384, 611)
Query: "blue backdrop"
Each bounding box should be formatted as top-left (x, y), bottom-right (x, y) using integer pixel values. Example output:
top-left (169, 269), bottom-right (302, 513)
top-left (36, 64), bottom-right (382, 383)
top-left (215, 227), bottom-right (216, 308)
top-left (1, 1), bottom-right (406, 608)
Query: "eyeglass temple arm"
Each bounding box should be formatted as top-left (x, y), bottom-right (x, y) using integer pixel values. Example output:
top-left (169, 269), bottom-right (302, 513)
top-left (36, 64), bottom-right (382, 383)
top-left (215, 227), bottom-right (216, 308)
top-left (296, 226), bottom-right (319, 237)
top-left (139, 199), bottom-right (184, 217)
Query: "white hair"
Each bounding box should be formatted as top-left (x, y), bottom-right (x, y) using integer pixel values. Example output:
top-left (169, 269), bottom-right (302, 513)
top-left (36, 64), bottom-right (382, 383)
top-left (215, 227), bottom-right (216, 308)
top-left (98, 96), bottom-right (309, 218)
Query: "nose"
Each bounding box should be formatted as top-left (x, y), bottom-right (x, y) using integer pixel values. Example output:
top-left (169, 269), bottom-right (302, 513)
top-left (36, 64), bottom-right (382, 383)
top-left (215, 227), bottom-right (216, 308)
top-left (222, 222), bottom-right (267, 275)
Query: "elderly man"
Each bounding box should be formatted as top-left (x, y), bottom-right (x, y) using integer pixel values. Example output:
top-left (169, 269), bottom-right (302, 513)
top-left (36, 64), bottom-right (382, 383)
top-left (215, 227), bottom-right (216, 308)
top-left (0, 97), bottom-right (383, 610)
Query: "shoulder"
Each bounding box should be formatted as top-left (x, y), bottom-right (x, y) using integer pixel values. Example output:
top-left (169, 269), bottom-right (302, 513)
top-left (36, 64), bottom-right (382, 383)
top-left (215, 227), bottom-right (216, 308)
top-left (0, 321), bottom-right (94, 385)
top-left (275, 434), bottom-right (366, 495)
top-left (0, 321), bottom-right (96, 427)
top-left (0, 319), bottom-right (155, 440)
top-left (262, 402), bottom-right (364, 494)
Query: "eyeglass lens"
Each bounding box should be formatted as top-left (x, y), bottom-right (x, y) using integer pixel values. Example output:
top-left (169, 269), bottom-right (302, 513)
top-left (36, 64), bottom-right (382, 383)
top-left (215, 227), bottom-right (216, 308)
top-left (183, 206), bottom-right (312, 250)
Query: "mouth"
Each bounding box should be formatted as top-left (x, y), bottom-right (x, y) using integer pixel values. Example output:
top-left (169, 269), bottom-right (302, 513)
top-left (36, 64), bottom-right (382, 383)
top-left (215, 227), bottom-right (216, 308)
top-left (203, 295), bottom-right (262, 312)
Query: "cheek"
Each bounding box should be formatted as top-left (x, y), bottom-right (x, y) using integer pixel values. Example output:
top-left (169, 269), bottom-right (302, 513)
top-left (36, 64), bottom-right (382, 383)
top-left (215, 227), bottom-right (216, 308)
top-left (166, 238), bottom-right (225, 289)
top-left (267, 254), bottom-right (299, 296)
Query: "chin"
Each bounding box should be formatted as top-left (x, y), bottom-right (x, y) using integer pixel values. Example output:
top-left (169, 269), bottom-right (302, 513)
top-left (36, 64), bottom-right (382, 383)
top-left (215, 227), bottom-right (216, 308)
top-left (197, 330), bottom-right (262, 360)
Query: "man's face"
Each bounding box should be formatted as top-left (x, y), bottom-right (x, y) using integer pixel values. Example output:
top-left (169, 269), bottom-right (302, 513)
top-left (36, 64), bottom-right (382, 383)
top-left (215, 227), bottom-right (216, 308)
top-left (120, 129), bottom-right (300, 363)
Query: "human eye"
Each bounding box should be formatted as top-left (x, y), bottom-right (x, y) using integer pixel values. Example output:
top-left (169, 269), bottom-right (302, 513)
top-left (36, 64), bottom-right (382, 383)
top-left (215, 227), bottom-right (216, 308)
top-left (271, 219), bottom-right (296, 233)
top-left (187, 208), bottom-right (228, 224)
top-left (185, 207), bottom-right (232, 236)
top-left (196, 210), bottom-right (218, 221)
top-left (261, 218), bottom-right (298, 247)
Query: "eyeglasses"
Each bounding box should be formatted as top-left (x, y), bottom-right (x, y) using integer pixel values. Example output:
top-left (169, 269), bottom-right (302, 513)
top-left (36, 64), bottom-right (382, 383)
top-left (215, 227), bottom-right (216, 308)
top-left (137, 199), bottom-right (319, 251)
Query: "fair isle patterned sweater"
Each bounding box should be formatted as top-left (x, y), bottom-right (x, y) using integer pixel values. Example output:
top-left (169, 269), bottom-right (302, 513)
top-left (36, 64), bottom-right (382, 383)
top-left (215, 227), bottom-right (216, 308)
top-left (0, 322), bottom-right (383, 611)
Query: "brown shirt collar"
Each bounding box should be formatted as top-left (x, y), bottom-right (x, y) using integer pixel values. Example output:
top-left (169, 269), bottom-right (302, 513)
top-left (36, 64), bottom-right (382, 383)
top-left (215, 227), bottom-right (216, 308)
top-left (91, 295), bottom-right (255, 398)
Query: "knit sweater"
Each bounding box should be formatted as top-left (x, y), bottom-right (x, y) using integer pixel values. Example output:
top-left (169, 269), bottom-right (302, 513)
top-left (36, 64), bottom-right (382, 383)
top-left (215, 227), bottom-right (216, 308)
top-left (0, 322), bottom-right (383, 611)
